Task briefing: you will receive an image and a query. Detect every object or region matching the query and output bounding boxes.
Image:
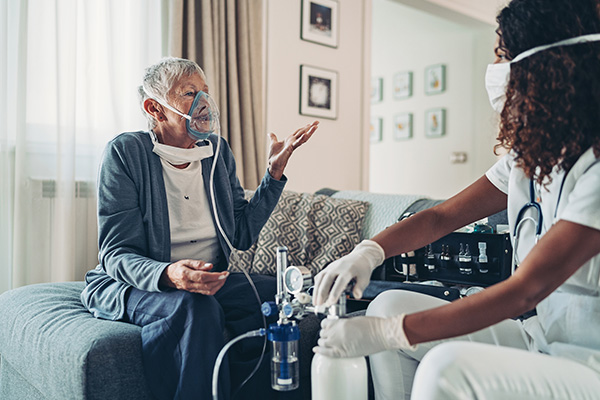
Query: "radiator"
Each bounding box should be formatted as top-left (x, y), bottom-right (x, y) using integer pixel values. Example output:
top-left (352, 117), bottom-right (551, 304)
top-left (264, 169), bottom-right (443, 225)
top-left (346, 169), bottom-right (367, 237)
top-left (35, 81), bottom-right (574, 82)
top-left (37, 179), bottom-right (94, 199)
top-left (23, 178), bottom-right (98, 283)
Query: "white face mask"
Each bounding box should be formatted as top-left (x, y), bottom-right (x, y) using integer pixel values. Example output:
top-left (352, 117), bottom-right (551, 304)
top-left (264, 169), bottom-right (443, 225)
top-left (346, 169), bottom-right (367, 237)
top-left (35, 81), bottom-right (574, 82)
top-left (485, 33), bottom-right (600, 113)
top-left (149, 131), bottom-right (213, 165)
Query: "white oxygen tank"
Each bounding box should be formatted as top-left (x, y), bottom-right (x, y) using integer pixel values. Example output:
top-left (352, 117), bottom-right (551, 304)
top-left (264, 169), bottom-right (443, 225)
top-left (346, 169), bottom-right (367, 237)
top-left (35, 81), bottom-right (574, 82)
top-left (311, 353), bottom-right (368, 400)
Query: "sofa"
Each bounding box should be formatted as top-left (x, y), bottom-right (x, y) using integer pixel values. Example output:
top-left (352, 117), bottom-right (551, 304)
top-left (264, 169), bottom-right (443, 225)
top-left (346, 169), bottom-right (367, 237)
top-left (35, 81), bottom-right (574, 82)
top-left (0, 189), bottom-right (439, 400)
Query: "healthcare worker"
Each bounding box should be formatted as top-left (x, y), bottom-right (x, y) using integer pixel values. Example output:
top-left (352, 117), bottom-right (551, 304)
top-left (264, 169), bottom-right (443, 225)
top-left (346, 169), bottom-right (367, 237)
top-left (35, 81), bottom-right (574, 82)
top-left (313, 0), bottom-right (600, 398)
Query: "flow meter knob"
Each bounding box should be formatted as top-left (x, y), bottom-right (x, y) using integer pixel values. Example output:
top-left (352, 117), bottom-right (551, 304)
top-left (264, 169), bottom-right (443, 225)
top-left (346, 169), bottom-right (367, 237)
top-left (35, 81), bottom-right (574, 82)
top-left (282, 302), bottom-right (294, 318)
top-left (261, 301), bottom-right (278, 317)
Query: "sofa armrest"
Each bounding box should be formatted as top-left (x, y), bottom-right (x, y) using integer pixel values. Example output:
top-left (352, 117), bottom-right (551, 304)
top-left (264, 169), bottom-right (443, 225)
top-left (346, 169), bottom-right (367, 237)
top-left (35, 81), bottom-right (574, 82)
top-left (0, 282), bottom-right (151, 400)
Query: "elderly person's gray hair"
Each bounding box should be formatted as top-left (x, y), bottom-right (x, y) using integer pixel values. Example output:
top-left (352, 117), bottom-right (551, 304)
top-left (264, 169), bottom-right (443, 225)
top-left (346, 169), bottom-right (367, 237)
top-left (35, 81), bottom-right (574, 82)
top-left (138, 57), bottom-right (207, 130)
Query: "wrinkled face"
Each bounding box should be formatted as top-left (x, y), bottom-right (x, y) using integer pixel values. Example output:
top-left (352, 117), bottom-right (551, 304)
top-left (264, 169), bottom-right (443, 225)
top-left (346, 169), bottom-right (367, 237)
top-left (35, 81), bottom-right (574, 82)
top-left (153, 72), bottom-right (211, 144)
top-left (166, 72), bottom-right (210, 118)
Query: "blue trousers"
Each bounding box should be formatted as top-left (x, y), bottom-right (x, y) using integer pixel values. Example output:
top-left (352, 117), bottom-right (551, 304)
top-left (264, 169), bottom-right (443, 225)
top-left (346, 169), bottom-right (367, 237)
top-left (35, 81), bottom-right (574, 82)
top-left (124, 273), bottom-right (300, 400)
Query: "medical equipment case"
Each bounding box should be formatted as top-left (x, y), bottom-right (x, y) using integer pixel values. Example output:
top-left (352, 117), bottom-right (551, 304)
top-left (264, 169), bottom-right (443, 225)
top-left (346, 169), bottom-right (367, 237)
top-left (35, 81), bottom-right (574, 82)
top-left (383, 231), bottom-right (513, 287)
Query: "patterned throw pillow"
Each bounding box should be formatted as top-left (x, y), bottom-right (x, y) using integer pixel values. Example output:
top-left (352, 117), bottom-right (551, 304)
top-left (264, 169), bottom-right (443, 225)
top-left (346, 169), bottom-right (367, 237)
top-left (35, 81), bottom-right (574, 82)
top-left (228, 241), bottom-right (257, 273)
top-left (230, 191), bottom-right (369, 277)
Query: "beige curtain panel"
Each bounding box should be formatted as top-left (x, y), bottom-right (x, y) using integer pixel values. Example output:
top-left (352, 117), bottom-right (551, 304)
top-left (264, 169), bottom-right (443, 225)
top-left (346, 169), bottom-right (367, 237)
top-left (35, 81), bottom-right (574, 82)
top-left (169, 0), bottom-right (265, 189)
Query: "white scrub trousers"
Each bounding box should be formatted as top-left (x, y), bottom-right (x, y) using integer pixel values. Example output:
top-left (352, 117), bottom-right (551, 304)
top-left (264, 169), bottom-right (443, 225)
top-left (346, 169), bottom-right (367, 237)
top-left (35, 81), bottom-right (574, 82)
top-left (366, 290), bottom-right (600, 400)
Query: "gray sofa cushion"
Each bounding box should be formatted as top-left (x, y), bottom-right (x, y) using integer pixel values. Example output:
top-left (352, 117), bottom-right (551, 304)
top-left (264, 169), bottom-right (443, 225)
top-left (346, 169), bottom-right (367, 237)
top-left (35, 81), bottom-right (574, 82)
top-left (330, 190), bottom-right (425, 239)
top-left (0, 282), bottom-right (151, 400)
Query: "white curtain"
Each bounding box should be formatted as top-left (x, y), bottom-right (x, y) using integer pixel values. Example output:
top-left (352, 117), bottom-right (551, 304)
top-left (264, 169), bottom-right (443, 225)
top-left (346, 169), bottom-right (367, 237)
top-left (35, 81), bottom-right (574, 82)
top-left (0, 0), bottom-right (166, 294)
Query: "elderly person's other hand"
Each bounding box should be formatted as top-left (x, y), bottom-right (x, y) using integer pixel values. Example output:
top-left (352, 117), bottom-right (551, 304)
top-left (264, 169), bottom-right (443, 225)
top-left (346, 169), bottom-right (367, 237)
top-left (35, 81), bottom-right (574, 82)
top-left (160, 260), bottom-right (229, 295)
top-left (267, 120), bottom-right (319, 180)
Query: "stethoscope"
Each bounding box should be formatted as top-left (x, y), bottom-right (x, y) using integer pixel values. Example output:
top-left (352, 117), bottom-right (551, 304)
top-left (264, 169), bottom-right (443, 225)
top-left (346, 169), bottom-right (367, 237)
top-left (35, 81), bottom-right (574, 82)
top-left (512, 174), bottom-right (568, 273)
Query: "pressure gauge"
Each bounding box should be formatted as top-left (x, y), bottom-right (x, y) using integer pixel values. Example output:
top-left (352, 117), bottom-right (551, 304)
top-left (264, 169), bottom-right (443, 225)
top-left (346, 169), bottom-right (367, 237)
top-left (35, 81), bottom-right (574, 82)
top-left (283, 266), bottom-right (312, 294)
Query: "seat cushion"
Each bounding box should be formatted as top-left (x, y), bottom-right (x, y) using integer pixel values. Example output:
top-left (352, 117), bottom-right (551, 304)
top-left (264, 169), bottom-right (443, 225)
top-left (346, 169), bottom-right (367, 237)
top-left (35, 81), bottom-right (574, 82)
top-left (0, 282), bottom-right (151, 400)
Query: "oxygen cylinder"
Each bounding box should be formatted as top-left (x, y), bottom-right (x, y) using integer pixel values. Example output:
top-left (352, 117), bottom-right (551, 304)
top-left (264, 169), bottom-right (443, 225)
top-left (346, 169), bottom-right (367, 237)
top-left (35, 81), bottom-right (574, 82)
top-left (311, 353), bottom-right (368, 400)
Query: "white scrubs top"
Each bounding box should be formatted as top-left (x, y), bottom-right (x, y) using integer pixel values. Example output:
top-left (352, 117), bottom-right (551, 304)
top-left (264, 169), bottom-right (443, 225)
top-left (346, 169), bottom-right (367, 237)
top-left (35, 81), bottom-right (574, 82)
top-left (486, 147), bottom-right (600, 372)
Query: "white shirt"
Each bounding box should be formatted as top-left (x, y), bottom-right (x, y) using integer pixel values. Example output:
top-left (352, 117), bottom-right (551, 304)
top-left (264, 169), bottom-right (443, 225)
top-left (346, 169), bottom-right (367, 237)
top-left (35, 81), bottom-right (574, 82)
top-left (486, 147), bottom-right (600, 371)
top-left (160, 159), bottom-right (221, 263)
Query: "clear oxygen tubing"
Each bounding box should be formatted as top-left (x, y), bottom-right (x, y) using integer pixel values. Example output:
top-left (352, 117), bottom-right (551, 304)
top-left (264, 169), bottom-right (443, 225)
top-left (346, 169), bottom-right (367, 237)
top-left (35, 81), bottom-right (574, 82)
top-left (212, 328), bottom-right (267, 400)
top-left (207, 133), bottom-right (269, 398)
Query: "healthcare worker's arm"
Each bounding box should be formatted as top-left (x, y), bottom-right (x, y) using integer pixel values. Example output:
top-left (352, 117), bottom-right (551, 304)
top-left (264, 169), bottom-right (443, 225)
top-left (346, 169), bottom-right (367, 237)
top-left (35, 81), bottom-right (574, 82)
top-left (404, 219), bottom-right (600, 345)
top-left (314, 175), bottom-right (507, 306)
top-left (374, 175), bottom-right (508, 259)
top-left (315, 218), bottom-right (600, 358)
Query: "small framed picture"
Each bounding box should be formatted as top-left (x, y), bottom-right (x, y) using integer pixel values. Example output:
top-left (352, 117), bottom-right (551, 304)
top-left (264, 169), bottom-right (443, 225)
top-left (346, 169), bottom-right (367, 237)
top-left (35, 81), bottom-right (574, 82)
top-left (425, 64), bottom-right (446, 95)
top-left (393, 71), bottom-right (413, 100)
top-left (371, 77), bottom-right (383, 103)
top-left (425, 108), bottom-right (446, 138)
top-left (299, 65), bottom-right (338, 120)
top-left (301, 0), bottom-right (339, 48)
top-left (393, 113), bottom-right (413, 140)
top-left (370, 117), bottom-right (383, 143)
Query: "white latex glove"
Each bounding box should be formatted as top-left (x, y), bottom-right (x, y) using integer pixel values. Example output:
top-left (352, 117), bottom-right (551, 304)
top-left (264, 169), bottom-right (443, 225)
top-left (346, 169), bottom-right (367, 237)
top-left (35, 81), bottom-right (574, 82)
top-left (313, 314), bottom-right (416, 358)
top-left (313, 240), bottom-right (385, 306)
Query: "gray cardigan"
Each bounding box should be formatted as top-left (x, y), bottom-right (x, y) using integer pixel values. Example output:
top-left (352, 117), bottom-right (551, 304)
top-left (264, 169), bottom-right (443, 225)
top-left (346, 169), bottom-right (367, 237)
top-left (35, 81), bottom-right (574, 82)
top-left (81, 131), bottom-right (286, 320)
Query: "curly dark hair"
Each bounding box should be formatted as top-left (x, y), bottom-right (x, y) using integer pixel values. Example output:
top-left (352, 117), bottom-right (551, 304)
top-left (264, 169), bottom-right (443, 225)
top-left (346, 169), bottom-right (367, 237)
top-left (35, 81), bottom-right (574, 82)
top-left (495, 0), bottom-right (600, 184)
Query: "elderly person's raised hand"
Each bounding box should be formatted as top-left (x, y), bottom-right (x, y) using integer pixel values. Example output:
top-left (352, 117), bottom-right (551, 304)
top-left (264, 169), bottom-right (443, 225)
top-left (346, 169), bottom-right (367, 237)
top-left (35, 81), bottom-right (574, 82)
top-left (267, 121), bottom-right (319, 180)
top-left (160, 260), bottom-right (229, 295)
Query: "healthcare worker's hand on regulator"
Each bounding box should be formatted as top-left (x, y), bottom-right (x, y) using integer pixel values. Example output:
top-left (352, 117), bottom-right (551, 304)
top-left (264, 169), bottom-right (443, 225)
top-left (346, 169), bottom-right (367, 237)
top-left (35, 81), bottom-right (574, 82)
top-left (267, 120), bottom-right (319, 180)
top-left (313, 314), bottom-right (415, 358)
top-left (160, 259), bottom-right (229, 295)
top-left (313, 240), bottom-right (385, 306)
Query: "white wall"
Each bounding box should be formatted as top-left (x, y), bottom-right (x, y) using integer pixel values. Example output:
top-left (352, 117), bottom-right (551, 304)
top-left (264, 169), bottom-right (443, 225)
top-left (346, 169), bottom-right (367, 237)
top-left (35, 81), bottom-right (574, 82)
top-left (369, 0), bottom-right (499, 199)
top-left (264, 0), bottom-right (370, 193)
top-left (398, 0), bottom-right (507, 26)
top-left (264, 0), bottom-right (504, 196)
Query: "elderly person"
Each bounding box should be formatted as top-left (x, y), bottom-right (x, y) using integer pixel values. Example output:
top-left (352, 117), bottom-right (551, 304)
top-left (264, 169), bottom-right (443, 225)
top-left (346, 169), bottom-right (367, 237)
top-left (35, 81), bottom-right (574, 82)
top-left (314, 0), bottom-right (600, 399)
top-left (81, 57), bottom-right (318, 400)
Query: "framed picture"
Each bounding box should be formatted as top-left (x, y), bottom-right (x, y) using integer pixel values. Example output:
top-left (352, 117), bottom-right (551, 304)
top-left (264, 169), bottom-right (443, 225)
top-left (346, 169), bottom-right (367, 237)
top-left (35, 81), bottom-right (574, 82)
top-left (370, 117), bottom-right (383, 143)
top-left (425, 108), bottom-right (446, 138)
top-left (301, 0), bottom-right (339, 48)
top-left (371, 77), bottom-right (383, 103)
top-left (393, 113), bottom-right (413, 140)
top-left (425, 64), bottom-right (446, 95)
top-left (299, 65), bottom-right (338, 119)
top-left (393, 71), bottom-right (413, 100)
